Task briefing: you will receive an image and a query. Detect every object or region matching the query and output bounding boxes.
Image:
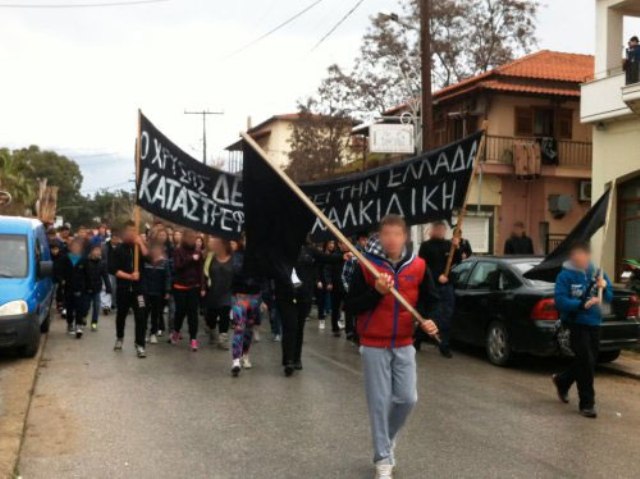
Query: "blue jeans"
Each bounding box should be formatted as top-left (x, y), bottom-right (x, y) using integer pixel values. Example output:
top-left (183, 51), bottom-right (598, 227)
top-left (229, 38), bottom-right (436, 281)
top-left (434, 284), bottom-right (455, 349)
top-left (89, 292), bottom-right (101, 324)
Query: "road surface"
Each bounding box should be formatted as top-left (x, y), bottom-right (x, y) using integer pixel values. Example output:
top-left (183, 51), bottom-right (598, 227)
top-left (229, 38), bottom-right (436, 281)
top-left (18, 314), bottom-right (640, 479)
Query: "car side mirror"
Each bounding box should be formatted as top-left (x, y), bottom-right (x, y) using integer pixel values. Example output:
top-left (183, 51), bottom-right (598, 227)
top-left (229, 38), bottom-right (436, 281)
top-left (38, 260), bottom-right (53, 279)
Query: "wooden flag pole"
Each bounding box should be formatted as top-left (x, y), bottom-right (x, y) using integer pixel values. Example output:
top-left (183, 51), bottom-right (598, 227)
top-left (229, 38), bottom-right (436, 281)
top-left (443, 122), bottom-right (488, 277)
top-left (598, 180), bottom-right (616, 302)
top-left (133, 109), bottom-right (142, 273)
top-left (240, 132), bottom-right (439, 340)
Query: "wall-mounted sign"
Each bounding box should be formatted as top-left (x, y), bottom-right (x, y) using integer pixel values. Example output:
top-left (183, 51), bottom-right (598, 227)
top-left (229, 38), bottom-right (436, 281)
top-left (369, 124), bottom-right (415, 154)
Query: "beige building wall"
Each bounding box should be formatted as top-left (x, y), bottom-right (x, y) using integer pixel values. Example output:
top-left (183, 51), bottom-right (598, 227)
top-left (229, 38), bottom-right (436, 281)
top-left (254, 119), bottom-right (295, 170)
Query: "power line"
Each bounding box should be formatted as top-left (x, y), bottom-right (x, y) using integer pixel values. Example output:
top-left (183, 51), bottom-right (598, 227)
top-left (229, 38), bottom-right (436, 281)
top-left (0, 0), bottom-right (169, 8)
top-left (310, 0), bottom-right (367, 51)
top-left (224, 0), bottom-right (327, 59)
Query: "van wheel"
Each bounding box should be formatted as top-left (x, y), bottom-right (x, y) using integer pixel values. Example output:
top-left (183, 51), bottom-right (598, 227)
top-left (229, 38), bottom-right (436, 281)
top-left (20, 330), bottom-right (40, 358)
top-left (40, 310), bottom-right (51, 333)
top-left (486, 321), bottom-right (512, 367)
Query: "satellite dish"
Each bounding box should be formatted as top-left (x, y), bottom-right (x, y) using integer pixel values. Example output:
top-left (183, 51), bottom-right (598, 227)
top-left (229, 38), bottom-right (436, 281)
top-left (0, 190), bottom-right (12, 207)
top-left (400, 112), bottom-right (414, 125)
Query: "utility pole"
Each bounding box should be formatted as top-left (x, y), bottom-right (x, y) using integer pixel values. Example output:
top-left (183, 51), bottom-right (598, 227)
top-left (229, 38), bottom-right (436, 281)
top-left (184, 109), bottom-right (224, 164)
top-left (419, 0), bottom-right (433, 151)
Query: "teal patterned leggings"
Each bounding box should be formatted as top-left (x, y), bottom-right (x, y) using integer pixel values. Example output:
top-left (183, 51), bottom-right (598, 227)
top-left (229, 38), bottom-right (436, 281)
top-left (231, 293), bottom-right (261, 360)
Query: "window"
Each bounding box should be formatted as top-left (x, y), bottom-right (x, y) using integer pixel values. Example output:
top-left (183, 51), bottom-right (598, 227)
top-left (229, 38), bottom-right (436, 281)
top-left (556, 109), bottom-right (573, 139)
top-left (515, 107), bottom-right (533, 137)
top-left (0, 235), bottom-right (28, 278)
top-left (514, 107), bottom-right (574, 139)
top-left (467, 262), bottom-right (499, 290)
top-left (451, 261), bottom-right (474, 288)
top-left (533, 108), bottom-right (554, 137)
top-left (499, 269), bottom-right (521, 290)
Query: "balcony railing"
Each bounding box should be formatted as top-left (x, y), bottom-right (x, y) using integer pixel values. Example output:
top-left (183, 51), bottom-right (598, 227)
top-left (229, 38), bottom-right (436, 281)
top-left (484, 135), bottom-right (592, 170)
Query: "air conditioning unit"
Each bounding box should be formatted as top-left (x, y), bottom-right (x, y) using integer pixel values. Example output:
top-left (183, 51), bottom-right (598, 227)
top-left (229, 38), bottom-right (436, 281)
top-left (548, 194), bottom-right (573, 219)
top-left (579, 181), bottom-right (592, 202)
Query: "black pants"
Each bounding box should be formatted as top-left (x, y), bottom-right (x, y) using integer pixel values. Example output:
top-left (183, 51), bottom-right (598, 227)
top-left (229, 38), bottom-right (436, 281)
top-left (145, 294), bottom-right (166, 334)
top-left (173, 288), bottom-right (200, 340)
top-left (330, 289), bottom-right (345, 333)
top-left (556, 324), bottom-right (601, 410)
top-left (116, 289), bottom-right (147, 347)
top-left (278, 290), bottom-right (311, 366)
top-left (65, 292), bottom-right (87, 327)
top-left (315, 287), bottom-right (327, 319)
top-left (345, 311), bottom-right (358, 342)
top-left (205, 305), bottom-right (230, 334)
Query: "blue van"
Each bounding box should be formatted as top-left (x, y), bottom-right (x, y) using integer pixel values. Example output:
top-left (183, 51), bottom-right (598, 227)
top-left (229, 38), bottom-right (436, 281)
top-left (0, 216), bottom-right (54, 357)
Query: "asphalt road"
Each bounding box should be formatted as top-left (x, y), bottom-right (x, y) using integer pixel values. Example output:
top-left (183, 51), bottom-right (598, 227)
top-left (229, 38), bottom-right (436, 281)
top-left (17, 313), bottom-right (640, 479)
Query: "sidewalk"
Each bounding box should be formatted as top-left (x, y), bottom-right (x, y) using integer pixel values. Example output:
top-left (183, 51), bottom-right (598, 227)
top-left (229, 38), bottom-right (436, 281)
top-left (599, 350), bottom-right (640, 380)
top-left (0, 337), bottom-right (45, 479)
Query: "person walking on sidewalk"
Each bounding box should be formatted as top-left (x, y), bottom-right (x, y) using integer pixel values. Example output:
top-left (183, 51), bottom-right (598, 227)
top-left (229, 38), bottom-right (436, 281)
top-left (57, 238), bottom-right (90, 339)
top-left (141, 242), bottom-right (171, 344)
top-left (551, 241), bottom-right (612, 419)
top-left (203, 237), bottom-right (233, 350)
top-left (417, 221), bottom-right (461, 358)
top-left (170, 230), bottom-right (204, 352)
top-left (112, 221), bottom-right (149, 357)
top-left (345, 215), bottom-right (439, 479)
top-left (85, 244), bottom-right (112, 331)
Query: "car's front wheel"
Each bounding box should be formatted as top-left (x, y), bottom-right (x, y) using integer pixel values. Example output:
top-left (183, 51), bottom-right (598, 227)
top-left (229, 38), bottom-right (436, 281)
top-left (486, 321), bottom-right (512, 366)
top-left (598, 350), bottom-right (621, 363)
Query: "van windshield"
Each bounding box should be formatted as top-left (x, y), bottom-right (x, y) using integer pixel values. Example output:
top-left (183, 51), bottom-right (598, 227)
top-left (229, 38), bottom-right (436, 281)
top-left (0, 234), bottom-right (28, 278)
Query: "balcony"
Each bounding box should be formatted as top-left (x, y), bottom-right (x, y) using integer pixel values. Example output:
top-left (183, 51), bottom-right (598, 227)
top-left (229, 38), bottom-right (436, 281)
top-left (484, 135), bottom-right (592, 171)
top-left (581, 72), bottom-right (634, 123)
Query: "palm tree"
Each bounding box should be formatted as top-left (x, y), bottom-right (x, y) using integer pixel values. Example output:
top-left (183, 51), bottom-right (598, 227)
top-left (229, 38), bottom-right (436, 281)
top-left (0, 149), bottom-right (36, 215)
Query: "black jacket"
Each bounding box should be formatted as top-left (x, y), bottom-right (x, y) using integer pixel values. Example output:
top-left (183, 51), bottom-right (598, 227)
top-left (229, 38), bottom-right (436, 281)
top-left (504, 235), bottom-right (534, 255)
top-left (56, 255), bottom-right (88, 296)
top-left (418, 238), bottom-right (462, 279)
top-left (86, 257), bottom-right (111, 294)
top-left (141, 257), bottom-right (171, 296)
top-left (112, 243), bottom-right (141, 293)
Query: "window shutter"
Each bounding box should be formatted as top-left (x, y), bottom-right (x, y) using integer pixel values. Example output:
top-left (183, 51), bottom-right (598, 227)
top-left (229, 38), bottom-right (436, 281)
top-left (556, 109), bottom-right (573, 140)
top-left (514, 107), bottom-right (533, 137)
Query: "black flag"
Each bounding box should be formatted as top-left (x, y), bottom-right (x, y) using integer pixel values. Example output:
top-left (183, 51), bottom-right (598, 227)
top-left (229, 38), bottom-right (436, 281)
top-left (524, 188), bottom-right (611, 282)
top-left (242, 139), bottom-right (315, 284)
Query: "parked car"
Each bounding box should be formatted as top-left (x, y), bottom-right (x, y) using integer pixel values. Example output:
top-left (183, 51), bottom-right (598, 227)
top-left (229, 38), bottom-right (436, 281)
top-left (450, 256), bottom-right (640, 366)
top-left (0, 216), bottom-right (54, 357)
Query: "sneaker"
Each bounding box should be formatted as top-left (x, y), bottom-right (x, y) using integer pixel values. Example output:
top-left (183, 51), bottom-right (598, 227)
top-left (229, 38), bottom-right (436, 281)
top-left (102, 307), bottom-right (110, 316)
top-left (338, 319), bottom-right (345, 330)
top-left (67, 324), bottom-right (75, 335)
top-left (190, 339), bottom-right (199, 352)
top-left (231, 359), bottom-right (241, 377)
top-left (157, 330), bottom-right (164, 337)
top-left (552, 374), bottom-right (569, 404)
top-left (114, 339), bottom-right (123, 351)
top-left (319, 320), bottom-right (326, 330)
top-left (217, 333), bottom-right (230, 350)
top-left (284, 364), bottom-right (295, 377)
top-left (273, 334), bottom-right (282, 342)
top-left (241, 355), bottom-right (252, 369)
top-left (91, 323), bottom-right (98, 332)
top-left (169, 331), bottom-right (179, 345)
top-left (375, 462), bottom-right (394, 479)
top-left (439, 346), bottom-right (453, 359)
top-left (294, 361), bottom-right (303, 371)
top-left (75, 326), bottom-right (84, 339)
top-left (253, 329), bottom-right (261, 343)
top-left (149, 334), bottom-right (158, 345)
top-left (136, 345), bottom-right (147, 358)
top-left (580, 407), bottom-right (597, 418)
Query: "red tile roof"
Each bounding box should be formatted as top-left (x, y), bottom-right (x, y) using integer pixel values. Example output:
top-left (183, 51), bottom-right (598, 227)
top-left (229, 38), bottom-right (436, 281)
top-left (387, 50), bottom-right (595, 114)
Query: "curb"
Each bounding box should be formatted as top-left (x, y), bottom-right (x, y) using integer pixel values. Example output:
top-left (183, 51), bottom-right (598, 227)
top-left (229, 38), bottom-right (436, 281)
top-left (598, 363), bottom-right (640, 381)
top-left (0, 332), bottom-right (48, 479)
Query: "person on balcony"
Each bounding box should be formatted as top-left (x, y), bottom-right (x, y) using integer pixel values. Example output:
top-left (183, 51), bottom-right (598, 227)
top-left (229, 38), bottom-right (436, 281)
top-left (504, 221), bottom-right (534, 255)
top-left (624, 36), bottom-right (640, 85)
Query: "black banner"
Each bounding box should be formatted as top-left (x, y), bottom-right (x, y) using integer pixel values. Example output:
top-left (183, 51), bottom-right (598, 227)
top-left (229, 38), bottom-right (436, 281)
top-left (137, 114), bottom-right (244, 239)
top-left (136, 113), bottom-right (482, 240)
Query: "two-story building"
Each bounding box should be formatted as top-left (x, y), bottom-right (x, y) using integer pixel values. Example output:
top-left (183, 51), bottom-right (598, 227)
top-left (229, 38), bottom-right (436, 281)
top-left (382, 50), bottom-right (594, 255)
top-left (581, 0), bottom-right (640, 280)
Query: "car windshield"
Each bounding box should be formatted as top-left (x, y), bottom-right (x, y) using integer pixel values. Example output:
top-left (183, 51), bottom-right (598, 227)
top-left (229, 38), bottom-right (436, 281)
top-left (0, 234), bottom-right (28, 278)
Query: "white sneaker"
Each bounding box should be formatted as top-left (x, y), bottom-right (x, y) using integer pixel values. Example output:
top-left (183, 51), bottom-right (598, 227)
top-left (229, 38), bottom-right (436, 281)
top-left (114, 339), bottom-right (123, 351)
top-left (338, 319), bottom-right (345, 330)
top-left (231, 359), bottom-right (241, 377)
top-left (319, 320), bottom-right (326, 330)
top-left (375, 462), bottom-right (394, 479)
top-left (136, 345), bottom-right (147, 358)
top-left (273, 334), bottom-right (282, 342)
top-left (241, 355), bottom-right (252, 369)
top-left (149, 334), bottom-right (158, 344)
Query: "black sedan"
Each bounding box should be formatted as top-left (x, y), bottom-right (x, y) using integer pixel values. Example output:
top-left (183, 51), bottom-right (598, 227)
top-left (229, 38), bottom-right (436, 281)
top-left (449, 256), bottom-right (640, 366)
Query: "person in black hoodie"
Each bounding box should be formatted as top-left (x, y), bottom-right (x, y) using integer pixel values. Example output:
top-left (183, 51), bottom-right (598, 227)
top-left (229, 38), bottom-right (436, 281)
top-left (170, 230), bottom-right (204, 351)
top-left (112, 221), bottom-right (149, 357)
top-left (324, 241), bottom-right (348, 338)
top-left (417, 221), bottom-right (461, 358)
top-left (85, 244), bottom-right (112, 331)
top-left (504, 221), bottom-right (534, 255)
top-left (141, 242), bottom-right (171, 344)
top-left (57, 238), bottom-right (89, 338)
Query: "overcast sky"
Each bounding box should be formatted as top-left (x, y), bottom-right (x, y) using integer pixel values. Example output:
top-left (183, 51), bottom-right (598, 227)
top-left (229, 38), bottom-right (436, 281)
top-left (0, 0), bottom-right (637, 194)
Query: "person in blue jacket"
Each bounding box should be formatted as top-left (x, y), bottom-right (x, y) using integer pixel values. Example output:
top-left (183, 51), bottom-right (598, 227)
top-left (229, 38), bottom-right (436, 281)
top-left (551, 241), bottom-right (612, 418)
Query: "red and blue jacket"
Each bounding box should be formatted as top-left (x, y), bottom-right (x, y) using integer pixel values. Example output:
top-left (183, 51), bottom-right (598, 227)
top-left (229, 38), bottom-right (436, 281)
top-left (344, 237), bottom-right (439, 349)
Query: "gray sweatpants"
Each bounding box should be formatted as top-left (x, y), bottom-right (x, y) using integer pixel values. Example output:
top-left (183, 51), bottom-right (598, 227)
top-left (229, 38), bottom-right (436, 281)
top-left (361, 345), bottom-right (418, 464)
